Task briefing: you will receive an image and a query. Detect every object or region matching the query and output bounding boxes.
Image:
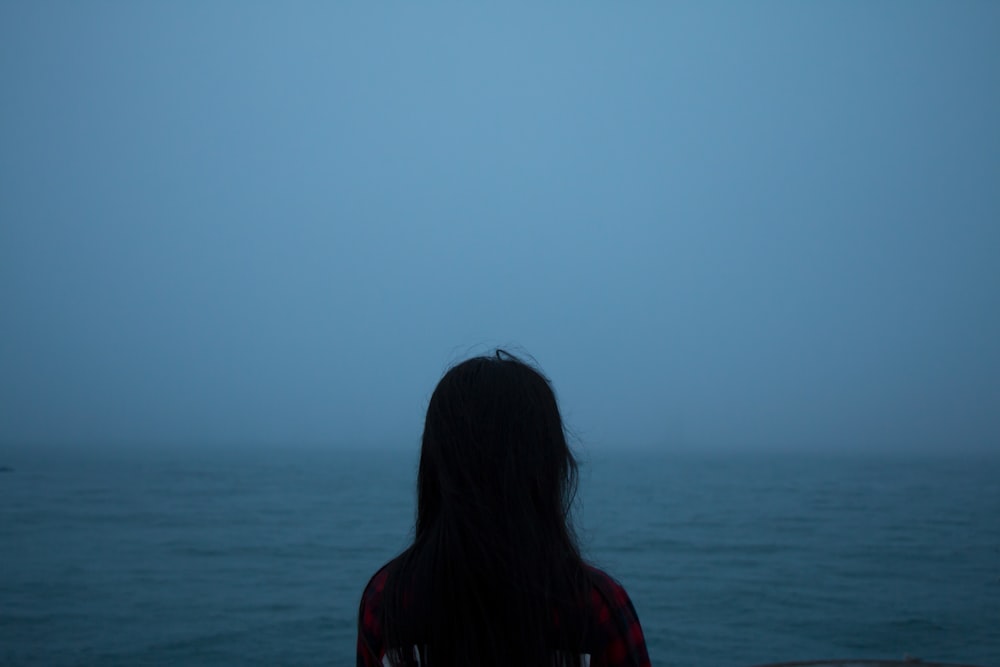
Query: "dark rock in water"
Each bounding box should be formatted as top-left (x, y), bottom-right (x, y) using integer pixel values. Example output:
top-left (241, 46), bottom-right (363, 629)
top-left (0, 465), bottom-right (13, 473)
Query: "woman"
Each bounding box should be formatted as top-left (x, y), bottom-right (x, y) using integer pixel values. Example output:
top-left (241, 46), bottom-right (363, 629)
top-left (357, 352), bottom-right (651, 667)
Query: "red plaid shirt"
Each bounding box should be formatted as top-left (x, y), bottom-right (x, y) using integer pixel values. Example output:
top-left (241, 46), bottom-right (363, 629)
top-left (357, 563), bottom-right (651, 666)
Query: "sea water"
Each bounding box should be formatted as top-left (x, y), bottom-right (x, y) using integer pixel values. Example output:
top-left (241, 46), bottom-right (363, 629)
top-left (1, 445), bottom-right (998, 667)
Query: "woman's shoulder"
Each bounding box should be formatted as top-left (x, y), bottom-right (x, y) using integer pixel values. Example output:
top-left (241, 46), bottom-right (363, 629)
top-left (582, 563), bottom-right (634, 606)
top-left (357, 559), bottom-right (401, 667)
top-left (580, 563), bottom-right (650, 667)
top-left (583, 563), bottom-right (625, 588)
top-left (361, 561), bottom-right (393, 600)
top-left (359, 558), bottom-right (650, 667)
top-left (359, 556), bottom-right (400, 618)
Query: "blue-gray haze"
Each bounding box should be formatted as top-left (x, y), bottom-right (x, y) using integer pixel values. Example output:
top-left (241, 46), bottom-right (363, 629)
top-left (3, 8), bottom-right (1000, 667)
top-left (1, 4), bottom-right (998, 454)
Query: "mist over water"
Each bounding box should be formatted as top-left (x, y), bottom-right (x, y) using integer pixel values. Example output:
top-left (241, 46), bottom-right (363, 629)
top-left (1, 3), bottom-right (999, 455)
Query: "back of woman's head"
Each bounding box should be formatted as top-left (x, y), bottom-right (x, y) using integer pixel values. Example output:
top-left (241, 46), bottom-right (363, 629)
top-left (417, 351), bottom-right (577, 541)
top-left (383, 351), bottom-right (589, 667)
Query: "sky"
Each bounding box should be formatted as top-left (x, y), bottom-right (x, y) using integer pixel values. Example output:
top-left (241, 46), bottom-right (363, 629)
top-left (1, 3), bottom-right (998, 454)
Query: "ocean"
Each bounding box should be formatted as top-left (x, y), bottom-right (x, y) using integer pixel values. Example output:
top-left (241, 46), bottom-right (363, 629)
top-left (1, 445), bottom-right (998, 667)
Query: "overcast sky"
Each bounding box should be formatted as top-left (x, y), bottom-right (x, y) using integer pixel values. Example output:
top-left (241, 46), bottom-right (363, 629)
top-left (1, 3), bottom-right (997, 453)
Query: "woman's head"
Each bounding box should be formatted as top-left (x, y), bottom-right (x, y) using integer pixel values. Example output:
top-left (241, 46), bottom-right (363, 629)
top-left (383, 351), bottom-right (590, 667)
top-left (415, 351), bottom-right (578, 540)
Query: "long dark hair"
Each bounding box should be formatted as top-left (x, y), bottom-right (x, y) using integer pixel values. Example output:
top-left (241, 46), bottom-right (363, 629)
top-left (382, 351), bottom-right (592, 666)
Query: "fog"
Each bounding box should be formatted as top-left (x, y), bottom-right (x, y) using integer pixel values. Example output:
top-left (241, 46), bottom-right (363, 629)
top-left (2, 4), bottom-right (998, 454)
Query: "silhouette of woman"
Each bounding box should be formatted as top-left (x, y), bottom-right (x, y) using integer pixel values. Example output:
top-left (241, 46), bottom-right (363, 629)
top-left (357, 351), bottom-right (651, 667)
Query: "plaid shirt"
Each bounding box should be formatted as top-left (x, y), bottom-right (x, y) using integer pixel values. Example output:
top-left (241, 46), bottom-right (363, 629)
top-left (357, 562), bottom-right (651, 667)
